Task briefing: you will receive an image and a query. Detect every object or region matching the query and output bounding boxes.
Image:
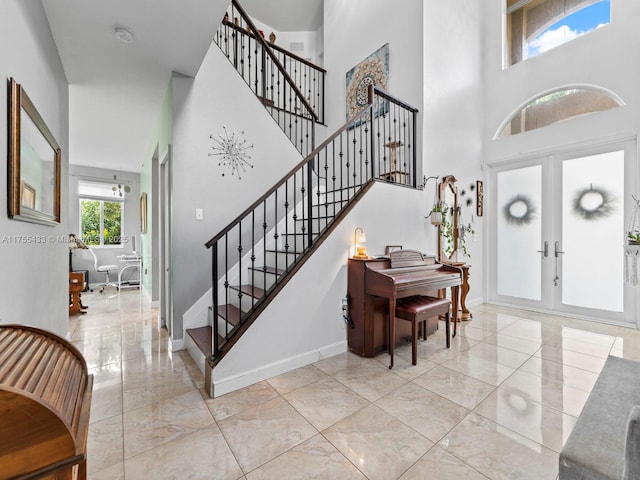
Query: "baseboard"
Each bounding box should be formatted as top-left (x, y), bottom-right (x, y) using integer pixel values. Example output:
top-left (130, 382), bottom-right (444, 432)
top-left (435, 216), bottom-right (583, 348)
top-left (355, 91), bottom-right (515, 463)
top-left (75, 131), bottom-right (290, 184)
top-left (467, 297), bottom-right (485, 308)
top-left (169, 336), bottom-right (185, 352)
top-left (212, 340), bottom-right (347, 397)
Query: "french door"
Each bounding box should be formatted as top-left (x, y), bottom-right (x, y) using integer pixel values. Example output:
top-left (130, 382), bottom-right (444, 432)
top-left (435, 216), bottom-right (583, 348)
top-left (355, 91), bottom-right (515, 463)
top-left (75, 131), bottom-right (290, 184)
top-left (489, 142), bottom-right (636, 324)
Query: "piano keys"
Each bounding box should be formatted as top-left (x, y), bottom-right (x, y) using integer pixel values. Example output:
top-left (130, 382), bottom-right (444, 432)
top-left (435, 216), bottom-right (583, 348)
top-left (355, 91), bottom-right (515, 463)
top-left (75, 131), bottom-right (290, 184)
top-left (347, 249), bottom-right (462, 364)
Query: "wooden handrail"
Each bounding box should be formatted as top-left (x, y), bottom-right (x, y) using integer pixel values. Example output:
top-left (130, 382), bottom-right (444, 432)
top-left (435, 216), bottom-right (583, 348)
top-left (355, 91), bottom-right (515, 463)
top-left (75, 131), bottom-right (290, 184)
top-left (221, 20), bottom-right (326, 74)
top-left (268, 40), bottom-right (327, 73)
top-left (375, 89), bottom-right (419, 113)
top-left (230, 0), bottom-right (318, 121)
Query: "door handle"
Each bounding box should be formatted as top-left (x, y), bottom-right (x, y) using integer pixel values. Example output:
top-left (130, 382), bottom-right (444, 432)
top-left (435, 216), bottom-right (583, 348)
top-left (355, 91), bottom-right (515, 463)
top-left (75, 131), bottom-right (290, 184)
top-left (537, 241), bottom-right (548, 257)
top-left (555, 241), bottom-right (565, 258)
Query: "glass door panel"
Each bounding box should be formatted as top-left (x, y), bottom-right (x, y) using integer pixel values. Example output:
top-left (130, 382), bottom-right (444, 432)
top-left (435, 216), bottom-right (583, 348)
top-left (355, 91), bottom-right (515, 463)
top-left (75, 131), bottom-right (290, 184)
top-left (496, 165), bottom-right (543, 301)
top-left (491, 143), bottom-right (635, 324)
top-left (559, 151), bottom-right (625, 313)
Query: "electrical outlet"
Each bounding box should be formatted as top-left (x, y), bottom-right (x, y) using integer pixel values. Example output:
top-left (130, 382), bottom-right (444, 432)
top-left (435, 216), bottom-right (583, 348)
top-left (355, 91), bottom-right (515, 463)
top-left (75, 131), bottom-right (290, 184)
top-left (341, 297), bottom-right (349, 311)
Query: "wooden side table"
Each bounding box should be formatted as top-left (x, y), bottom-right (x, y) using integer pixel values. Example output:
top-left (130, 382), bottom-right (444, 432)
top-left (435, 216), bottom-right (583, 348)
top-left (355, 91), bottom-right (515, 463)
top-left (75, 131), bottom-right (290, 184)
top-left (459, 264), bottom-right (472, 320)
top-left (69, 272), bottom-right (86, 315)
top-left (439, 262), bottom-right (472, 321)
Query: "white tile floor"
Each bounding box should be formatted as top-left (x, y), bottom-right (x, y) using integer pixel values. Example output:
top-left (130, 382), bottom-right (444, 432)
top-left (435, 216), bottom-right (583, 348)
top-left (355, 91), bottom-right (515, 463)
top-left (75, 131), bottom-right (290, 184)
top-left (70, 289), bottom-right (640, 479)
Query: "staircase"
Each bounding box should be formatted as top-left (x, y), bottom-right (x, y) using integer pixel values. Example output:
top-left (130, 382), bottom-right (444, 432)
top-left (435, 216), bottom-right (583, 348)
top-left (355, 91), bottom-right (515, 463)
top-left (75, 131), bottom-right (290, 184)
top-left (186, 1), bottom-right (420, 397)
top-left (213, 0), bottom-right (325, 157)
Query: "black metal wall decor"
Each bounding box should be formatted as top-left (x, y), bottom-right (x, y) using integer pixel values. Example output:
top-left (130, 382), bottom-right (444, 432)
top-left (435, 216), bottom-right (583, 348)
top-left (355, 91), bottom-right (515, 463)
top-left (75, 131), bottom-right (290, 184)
top-left (209, 126), bottom-right (254, 179)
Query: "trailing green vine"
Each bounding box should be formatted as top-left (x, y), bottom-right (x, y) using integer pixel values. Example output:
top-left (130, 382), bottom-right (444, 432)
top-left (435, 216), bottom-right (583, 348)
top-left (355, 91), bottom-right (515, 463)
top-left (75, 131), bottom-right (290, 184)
top-left (430, 203), bottom-right (474, 258)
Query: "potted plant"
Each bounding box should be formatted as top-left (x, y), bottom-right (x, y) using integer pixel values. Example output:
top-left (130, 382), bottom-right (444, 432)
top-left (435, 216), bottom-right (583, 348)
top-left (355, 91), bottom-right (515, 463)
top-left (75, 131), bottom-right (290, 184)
top-left (429, 203), bottom-right (444, 225)
top-left (628, 230), bottom-right (640, 245)
top-left (429, 204), bottom-right (474, 258)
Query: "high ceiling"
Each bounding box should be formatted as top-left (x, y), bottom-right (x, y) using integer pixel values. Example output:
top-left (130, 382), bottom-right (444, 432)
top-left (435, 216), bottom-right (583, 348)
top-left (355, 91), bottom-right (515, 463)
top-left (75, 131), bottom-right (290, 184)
top-left (40, 0), bottom-right (323, 173)
top-left (242, 0), bottom-right (323, 32)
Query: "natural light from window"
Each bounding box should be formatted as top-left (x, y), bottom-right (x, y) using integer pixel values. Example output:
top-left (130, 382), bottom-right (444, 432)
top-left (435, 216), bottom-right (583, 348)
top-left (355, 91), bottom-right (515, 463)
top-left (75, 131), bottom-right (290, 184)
top-left (78, 181), bottom-right (123, 246)
top-left (495, 86), bottom-right (623, 138)
top-left (506, 0), bottom-right (611, 67)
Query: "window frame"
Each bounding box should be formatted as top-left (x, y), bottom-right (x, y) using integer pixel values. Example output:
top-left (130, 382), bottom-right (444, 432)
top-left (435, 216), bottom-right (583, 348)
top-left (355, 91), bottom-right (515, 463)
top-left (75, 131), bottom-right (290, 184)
top-left (493, 84), bottom-right (624, 139)
top-left (504, 0), bottom-right (611, 68)
top-left (79, 196), bottom-right (125, 248)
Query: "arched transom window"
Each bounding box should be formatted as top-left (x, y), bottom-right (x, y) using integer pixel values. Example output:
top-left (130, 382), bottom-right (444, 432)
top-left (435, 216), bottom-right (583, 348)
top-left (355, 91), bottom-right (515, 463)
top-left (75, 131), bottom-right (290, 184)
top-left (495, 85), bottom-right (624, 138)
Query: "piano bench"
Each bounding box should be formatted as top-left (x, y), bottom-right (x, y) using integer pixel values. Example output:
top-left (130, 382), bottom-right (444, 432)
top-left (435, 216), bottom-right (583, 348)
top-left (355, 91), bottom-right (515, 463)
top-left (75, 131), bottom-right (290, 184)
top-left (395, 296), bottom-right (451, 366)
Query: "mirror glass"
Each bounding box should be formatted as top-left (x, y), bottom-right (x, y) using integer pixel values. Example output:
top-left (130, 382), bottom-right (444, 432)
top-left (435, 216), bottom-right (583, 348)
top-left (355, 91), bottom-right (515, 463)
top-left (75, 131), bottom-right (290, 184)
top-left (438, 176), bottom-right (458, 261)
top-left (8, 78), bottom-right (61, 225)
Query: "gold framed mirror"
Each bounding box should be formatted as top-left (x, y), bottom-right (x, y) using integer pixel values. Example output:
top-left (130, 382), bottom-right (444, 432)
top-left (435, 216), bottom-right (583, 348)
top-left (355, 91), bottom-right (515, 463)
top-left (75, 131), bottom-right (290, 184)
top-left (8, 78), bottom-right (61, 225)
top-left (437, 175), bottom-right (458, 262)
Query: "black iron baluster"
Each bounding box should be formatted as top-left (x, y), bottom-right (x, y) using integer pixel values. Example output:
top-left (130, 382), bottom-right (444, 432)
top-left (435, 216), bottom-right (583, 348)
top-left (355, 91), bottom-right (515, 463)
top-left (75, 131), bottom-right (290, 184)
top-left (237, 221), bottom-right (244, 312)
top-left (262, 200), bottom-right (267, 297)
top-left (284, 180), bottom-right (290, 272)
top-left (212, 241), bottom-right (219, 357)
top-left (250, 210), bottom-right (255, 302)
top-left (261, 45), bottom-right (266, 106)
top-left (412, 108), bottom-right (417, 188)
top-left (306, 159), bottom-right (313, 250)
top-left (239, 24), bottom-right (245, 79)
top-left (292, 173), bottom-right (298, 259)
top-left (369, 89), bottom-right (376, 180)
top-left (273, 190), bottom-right (279, 280)
top-left (224, 233), bottom-right (229, 334)
top-left (328, 141), bottom-right (335, 219)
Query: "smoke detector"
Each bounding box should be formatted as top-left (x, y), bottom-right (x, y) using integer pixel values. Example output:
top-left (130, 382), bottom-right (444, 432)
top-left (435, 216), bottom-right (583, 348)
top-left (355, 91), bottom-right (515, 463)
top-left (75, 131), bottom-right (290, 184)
top-left (114, 26), bottom-right (134, 43)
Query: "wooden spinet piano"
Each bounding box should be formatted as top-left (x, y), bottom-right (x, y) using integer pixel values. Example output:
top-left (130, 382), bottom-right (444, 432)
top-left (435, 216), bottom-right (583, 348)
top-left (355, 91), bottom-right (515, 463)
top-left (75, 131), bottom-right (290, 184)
top-left (347, 249), bottom-right (462, 365)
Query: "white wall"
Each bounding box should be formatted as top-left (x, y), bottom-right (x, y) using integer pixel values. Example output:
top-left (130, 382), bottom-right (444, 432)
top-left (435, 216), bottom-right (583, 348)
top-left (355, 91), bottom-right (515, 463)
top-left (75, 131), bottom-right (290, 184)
top-left (482, 0), bottom-right (640, 314)
top-left (323, 0), bottom-right (424, 134)
top-left (322, 0), bottom-right (485, 305)
top-left (0, 0), bottom-right (69, 337)
top-left (484, 0), bottom-right (640, 161)
top-left (213, 181), bottom-right (433, 395)
top-left (423, 1), bottom-right (484, 304)
top-left (171, 42), bottom-right (304, 341)
top-left (250, 17), bottom-right (321, 66)
top-left (68, 165), bottom-right (140, 287)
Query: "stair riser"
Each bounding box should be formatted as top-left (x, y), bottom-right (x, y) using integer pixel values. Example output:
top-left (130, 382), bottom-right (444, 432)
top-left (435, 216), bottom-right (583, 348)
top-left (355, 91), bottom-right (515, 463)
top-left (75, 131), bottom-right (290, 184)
top-left (220, 291), bottom-right (262, 314)
top-left (292, 217), bottom-right (330, 234)
top-left (265, 250), bottom-right (302, 267)
top-left (296, 202), bottom-right (348, 219)
top-left (245, 270), bottom-right (279, 290)
top-left (215, 316), bottom-right (235, 339)
top-left (279, 233), bottom-right (320, 249)
top-left (315, 190), bottom-right (351, 204)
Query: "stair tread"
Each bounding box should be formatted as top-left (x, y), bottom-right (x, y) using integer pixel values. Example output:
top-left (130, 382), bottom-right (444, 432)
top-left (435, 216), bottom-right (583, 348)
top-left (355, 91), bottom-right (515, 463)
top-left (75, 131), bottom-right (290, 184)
top-left (248, 266), bottom-right (286, 275)
top-left (229, 284), bottom-right (265, 298)
top-left (186, 326), bottom-right (212, 356)
top-left (216, 304), bottom-right (244, 326)
top-left (295, 215), bottom-right (334, 221)
top-left (307, 201), bottom-right (349, 208)
top-left (265, 249), bottom-right (303, 255)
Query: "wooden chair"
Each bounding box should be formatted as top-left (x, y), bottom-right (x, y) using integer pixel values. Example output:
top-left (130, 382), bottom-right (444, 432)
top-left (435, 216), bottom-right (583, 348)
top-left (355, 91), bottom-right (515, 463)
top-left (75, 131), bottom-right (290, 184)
top-left (394, 295), bottom-right (451, 366)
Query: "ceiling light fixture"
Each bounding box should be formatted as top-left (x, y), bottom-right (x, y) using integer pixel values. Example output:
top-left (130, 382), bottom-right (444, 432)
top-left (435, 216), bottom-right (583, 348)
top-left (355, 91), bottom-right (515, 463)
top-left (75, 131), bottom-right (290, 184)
top-left (114, 26), bottom-right (134, 43)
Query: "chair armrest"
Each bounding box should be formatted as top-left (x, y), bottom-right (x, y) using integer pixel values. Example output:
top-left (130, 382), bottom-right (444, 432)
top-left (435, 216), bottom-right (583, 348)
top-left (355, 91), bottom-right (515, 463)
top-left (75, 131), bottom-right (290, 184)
top-left (623, 405), bottom-right (640, 480)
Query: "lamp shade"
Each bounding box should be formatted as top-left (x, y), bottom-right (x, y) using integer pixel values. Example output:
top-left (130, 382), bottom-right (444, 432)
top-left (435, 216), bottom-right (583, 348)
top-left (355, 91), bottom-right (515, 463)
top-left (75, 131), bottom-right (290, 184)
top-left (353, 227), bottom-right (367, 258)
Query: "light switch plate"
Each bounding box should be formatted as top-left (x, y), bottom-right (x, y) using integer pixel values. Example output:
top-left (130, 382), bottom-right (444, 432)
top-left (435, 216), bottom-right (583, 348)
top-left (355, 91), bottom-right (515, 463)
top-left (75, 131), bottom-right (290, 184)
top-left (196, 208), bottom-right (203, 220)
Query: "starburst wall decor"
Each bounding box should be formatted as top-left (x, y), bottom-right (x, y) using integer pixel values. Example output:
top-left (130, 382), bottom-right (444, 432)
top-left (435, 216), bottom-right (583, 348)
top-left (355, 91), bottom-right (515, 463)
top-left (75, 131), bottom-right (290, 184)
top-left (208, 126), bottom-right (254, 179)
